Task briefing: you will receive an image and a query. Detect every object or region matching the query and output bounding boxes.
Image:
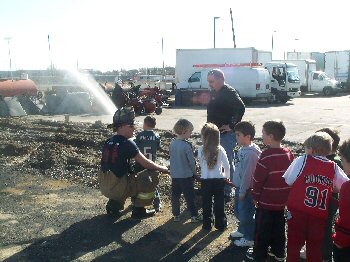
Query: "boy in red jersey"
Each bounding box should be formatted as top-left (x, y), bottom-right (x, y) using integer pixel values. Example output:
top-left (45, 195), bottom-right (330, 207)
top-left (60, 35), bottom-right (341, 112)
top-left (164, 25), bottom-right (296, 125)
top-left (333, 139), bottom-right (350, 262)
top-left (283, 132), bottom-right (349, 262)
top-left (247, 120), bottom-right (294, 262)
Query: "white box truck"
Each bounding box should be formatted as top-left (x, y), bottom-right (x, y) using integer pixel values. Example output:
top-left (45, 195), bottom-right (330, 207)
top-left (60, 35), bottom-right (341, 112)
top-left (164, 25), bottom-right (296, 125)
top-left (272, 59), bottom-right (339, 95)
top-left (287, 52), bottom-right (325, 71)
top-left (273, 59), bottom-right (317, 89)
top-left (179, 67), bottom-right (272, 104)
top-left (175, 47), bottom-right (272, 86)
top-left (325, 50), bottom-right (350, 89)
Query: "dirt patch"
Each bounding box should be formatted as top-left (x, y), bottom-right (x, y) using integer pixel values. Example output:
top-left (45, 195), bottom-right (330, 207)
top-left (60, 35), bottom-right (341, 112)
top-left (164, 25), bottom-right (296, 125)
top-left (0, 118), bottom-right (304, 190)
top-left (0, 117), bottom-right (304, 261)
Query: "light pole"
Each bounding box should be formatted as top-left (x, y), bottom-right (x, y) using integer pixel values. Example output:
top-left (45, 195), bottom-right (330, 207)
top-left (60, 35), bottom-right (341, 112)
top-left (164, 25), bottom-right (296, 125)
top-left (294, 38), bottom-right (299, 52)
top-left (213, 16), bottom-right (220, 48)
top-left (4, 37), bottom-right (13, 80)
top-left (272, 30), bottom-right (277, 59)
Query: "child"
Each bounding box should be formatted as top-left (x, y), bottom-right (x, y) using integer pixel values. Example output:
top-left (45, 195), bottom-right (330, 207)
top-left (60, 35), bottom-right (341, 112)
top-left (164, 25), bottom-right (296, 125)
top-left (170, 119), bottom-right (201, 222)
top-left (247, 120), bottom-right (294, 261)
top-left (135, 116), bottom-right (162, 211)
top-left (300, 128), bottom-right (342, 261)
top-left (230, 121), bottom-right (261, 247)
top-left (283, 132), bottom-right (348, 262)
top-left (198, 123), bottom-right (230, 231)
top-left (333, 139), bottom-right (350, 262)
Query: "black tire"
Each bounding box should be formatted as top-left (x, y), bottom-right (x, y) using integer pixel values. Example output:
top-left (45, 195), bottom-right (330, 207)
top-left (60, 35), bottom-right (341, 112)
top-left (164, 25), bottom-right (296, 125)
top-left (155, 107), bottom-right (162, 115)
top-left (267, 96), bottom-right (275, 104)
top-left (135, 106), bottom-right (145, 115)
top-left (323, 87), bottom-right (333, 96)
top-left (279, 98), bottom-right (289, 104)
top-left (242, 98), bottom-right (252, 105)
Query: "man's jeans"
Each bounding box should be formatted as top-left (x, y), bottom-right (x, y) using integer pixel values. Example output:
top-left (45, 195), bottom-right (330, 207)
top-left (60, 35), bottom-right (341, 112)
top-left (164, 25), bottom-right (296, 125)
top-left (234, 187), bottom-right (256, 241)
top-left (220, 131), bottom-right (236, 197)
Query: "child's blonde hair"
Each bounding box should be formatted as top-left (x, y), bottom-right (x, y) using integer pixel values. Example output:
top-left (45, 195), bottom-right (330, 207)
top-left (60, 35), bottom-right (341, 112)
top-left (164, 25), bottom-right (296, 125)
top-left (173, 119), bottom-right (194, 135)
top-left (304, 132), bottom-right (332, 156)
top-left (201, 123), bottom-right (220, 169)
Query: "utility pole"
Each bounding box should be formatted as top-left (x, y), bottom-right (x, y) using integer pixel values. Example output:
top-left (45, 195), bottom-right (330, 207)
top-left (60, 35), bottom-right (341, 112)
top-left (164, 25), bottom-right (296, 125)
top-left (4, 37), bottom-right (13, 80)
top-left (229, 8), bottom-right (236, 48)
top-left (47, 34), bottom-right (53, 77)
top-left (214, 17), bottom-right (220, 48)
top-left (162, 37), bottom-right (165, 77)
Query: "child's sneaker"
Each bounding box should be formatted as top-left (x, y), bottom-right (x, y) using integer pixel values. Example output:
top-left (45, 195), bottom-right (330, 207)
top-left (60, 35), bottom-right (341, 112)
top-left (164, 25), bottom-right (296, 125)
top-left (230, 230), bottom-right (244, 239)
top-left (245, 247), bottom-right (254, 260)
top-left (154, 203), bottom-right (162, 212)
top-left (191, 214), bottom-right (203, 223)
top-left (268, 251), bottom-right (285, 262)
top-left (233, 238), bottom-right (254, 247)
top-left (173, 215), bottom-right (180, 222)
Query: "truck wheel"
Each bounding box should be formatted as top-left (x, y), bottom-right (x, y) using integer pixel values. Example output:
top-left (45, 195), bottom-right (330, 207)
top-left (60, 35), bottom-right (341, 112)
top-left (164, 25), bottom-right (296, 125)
top-left (267, 96), bottom-right (275, 104)
top-left (323, 87), bottom-right (333, 96)
top-left (242, 98), bottom-right (252, 105)
top-left (155, 107), bottom-right (162, 115)
top-left (279, 98), bottom-right (289, 104)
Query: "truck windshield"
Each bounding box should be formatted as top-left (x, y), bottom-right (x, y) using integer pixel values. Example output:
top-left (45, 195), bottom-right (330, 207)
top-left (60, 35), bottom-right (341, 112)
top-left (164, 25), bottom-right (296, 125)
top-left (287, 67), bottom-right (300, 83)
top-left (321, 73), bottom-right (331, 80)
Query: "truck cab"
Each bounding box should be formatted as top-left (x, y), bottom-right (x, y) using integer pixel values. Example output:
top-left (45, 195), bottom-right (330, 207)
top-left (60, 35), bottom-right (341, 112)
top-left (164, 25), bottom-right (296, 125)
top-left (308, 71), bottom-right (339, 96)
top-left (264, 62), bottom-right (301, 103)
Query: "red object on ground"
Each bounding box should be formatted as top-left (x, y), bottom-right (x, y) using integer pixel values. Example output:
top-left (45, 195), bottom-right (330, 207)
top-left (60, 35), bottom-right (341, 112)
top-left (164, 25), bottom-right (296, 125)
top-left (0, 79), bottom-right (39, 97)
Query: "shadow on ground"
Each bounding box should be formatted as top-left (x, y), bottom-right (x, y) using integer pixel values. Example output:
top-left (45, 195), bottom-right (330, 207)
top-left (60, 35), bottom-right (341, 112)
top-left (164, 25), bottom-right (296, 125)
top-left (4, 211), bottom-right (245, 262)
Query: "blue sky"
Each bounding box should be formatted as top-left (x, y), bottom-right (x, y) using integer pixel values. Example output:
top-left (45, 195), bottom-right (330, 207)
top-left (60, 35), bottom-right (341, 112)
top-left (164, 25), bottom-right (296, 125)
top-left (0, 0), bottom-right (349, 71)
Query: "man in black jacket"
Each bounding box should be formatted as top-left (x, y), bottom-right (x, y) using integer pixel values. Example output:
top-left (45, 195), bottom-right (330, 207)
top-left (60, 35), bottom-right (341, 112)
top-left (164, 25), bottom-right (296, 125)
top-left (207, 69), bottom-right (245, 201)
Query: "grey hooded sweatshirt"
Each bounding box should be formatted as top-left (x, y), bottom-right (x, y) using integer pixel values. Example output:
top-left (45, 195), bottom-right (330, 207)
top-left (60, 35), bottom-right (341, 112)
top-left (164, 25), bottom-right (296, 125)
top-left (233, 143), bottom-right (261, 197)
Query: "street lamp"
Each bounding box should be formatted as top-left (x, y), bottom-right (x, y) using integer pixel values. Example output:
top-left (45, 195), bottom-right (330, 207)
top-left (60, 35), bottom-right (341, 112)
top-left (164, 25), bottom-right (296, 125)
top-left (294, 38), bottom-right (300, 52)
top-left (272, 30), bottom-right (277, 59)
top-left (213, 16), bottom-right (220, 48)
top-left (3, 37), bottom-right (13, 80)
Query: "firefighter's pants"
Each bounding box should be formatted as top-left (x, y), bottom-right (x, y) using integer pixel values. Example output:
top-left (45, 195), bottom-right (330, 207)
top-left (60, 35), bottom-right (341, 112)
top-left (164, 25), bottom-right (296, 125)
top-left (98, 169), bottom-right (159, 208)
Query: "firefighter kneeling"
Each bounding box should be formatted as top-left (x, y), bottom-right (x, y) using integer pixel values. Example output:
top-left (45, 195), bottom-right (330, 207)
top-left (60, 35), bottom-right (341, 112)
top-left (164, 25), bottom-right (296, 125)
top-left (98, 107), bottom-right (168, 219)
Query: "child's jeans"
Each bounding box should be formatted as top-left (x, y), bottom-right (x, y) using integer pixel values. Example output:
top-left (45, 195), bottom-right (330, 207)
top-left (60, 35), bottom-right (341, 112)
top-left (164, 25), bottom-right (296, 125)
top-left (201, 178), bottom-right (227, 230)
top-left (234, 187), bottom-right (255, 241)
top-left (171, 177), bottom-right (198, 217)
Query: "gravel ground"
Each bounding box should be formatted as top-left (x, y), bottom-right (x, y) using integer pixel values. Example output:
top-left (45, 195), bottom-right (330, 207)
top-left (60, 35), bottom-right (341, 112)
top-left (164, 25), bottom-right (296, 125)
top-left (0, 117), bottom-right (304, 261)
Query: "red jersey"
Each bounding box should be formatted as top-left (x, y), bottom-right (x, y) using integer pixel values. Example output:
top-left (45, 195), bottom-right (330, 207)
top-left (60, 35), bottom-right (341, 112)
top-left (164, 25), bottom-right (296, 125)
top-left (333, 180), bottom-right (350, 247)
top-left (287, 155), bottom-right (335, 219)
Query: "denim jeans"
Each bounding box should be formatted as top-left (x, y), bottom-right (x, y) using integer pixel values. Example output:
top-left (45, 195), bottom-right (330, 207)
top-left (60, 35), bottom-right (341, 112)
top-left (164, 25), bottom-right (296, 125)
top-left (171, 177), bottom-right (198, 217)
top-left (234, 187), bottom-right (255, 241)
top-left (220, 131), bottom-right (236, 196)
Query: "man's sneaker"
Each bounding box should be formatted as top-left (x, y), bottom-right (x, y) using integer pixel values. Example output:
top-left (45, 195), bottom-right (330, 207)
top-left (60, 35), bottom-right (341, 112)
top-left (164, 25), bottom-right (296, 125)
top-left (191, 214), bottom-right (203, 223)
top-left (233, 238), bottom-right (254, 247)
top-left (230, 230), bottom-right (244, 239)
top-left (245, 247), bottom-right (254, 261)
top-left (173, 215), bottom-right (180, 222)
top-left (300, 246), bottom-right (306, 259)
